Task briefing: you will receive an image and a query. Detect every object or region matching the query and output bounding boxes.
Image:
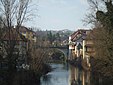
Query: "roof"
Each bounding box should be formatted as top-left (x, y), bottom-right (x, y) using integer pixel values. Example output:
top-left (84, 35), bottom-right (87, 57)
top-left (2, 28), bottom-right (27, 42)
top-left (19, 26), bottom-right (36, 35)
top-left (71, 29), bottom-right (90, 42)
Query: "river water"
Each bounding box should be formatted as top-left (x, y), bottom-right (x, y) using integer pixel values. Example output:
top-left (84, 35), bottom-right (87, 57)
top-left (40, 63), bottom-right (91, 85)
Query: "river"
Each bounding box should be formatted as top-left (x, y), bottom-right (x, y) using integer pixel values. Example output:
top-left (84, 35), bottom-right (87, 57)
top-left (40, 63), bottom-right (91, 85)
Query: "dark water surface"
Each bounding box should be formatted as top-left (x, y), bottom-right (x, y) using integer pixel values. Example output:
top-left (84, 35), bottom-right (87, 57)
top-left (40, 63), bottom-right (91, 85)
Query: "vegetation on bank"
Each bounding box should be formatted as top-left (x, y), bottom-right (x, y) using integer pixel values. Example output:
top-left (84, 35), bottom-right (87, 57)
top-left (0, 46), bottom-right (52, 85)
top-left (0, 0), bottom-right (52, 85)
top-left (0, 63), bottom-right (52, 85)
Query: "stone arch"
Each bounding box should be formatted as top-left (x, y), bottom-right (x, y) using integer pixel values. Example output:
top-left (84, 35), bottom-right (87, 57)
top-left (56, 48), bottom-right (69, 60)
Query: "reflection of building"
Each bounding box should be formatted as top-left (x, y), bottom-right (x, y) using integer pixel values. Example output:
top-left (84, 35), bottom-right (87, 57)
top-left (69, 66), bottom-right (80, 85)
top-left (69, 66), bottom-right (90, 85)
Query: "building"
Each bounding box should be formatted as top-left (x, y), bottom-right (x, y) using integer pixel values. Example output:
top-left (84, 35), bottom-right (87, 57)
top-left (0, 26), bottom-right (37, 70)
top-left (2, 28), bottom-right (27, 55)
top-left (69, 66), bottom-right (90, 85)
top-left (19, 26), bottom-right (37, 43)
top-left (69, 29), bottom-right (90, 59)
top-left (68, 29), bottom-right (95, 68)
top-left (0, 28), bottom-right (28, 69)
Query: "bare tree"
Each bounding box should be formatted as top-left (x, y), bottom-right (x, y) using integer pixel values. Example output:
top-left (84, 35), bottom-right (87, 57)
top-left (0, 0), bottom-right (37, 84)
top-left (83, 0), bottom-right (107, 26)
top-left (86, 0), bottom-right (113, 78)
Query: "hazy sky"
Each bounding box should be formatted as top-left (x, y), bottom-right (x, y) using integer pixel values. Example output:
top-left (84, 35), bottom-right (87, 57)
top-left (24, 0), bottom-right (90, 31)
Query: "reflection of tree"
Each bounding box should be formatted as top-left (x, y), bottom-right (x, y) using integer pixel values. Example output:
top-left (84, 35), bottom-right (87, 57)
top-left (41, 74), bottom-right (52, 85)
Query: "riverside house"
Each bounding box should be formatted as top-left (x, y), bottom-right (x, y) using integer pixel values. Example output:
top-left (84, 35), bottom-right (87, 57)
top-left (0, 28), bottom-right (28, 69)
top-left (19, 26), bottom-right (36, 43)
top-left (0, 26), bottom-right (37, 69)
top-left (68, 29), bottom-right (94, 68)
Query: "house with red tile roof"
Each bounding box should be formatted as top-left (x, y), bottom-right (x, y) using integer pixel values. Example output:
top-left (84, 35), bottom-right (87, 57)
top-left (69, 29), bottom-right (95, 68)
top-left (68, 29), bottom-right (91, 60)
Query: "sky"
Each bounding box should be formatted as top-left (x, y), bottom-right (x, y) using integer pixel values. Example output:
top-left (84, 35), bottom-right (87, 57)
top-left (24, 0), bottom-right (90, 31)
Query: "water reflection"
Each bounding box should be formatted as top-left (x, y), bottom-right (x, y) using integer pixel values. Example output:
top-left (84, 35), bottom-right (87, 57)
top-left (69, 66), bottom-right (90, 85)
top-left (40, 63), bottom-right (69, 85)
top-left (41, 74), bottom-right (52, 85)
top-left (40, 63), bottom-right (91, 85)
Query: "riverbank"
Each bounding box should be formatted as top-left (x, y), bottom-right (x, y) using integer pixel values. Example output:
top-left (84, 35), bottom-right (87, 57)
top-left (0, 63), bottom-right (52, 85)
top-left (90, 57), bottom-right (113, 80)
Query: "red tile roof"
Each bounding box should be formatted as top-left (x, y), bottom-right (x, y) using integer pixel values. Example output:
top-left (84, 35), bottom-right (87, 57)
top-left (71, 29), bottom-right (89, 41)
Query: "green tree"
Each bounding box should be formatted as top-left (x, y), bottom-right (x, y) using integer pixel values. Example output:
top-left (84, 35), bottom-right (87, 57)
top-left (56, 33), bottom-right (61, 41)
top-left (47, 31), bottom-right (55, 45)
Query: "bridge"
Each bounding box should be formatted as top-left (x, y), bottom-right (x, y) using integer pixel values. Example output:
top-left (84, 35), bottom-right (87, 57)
top-left (35, 45), bottom-right (69, 59)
